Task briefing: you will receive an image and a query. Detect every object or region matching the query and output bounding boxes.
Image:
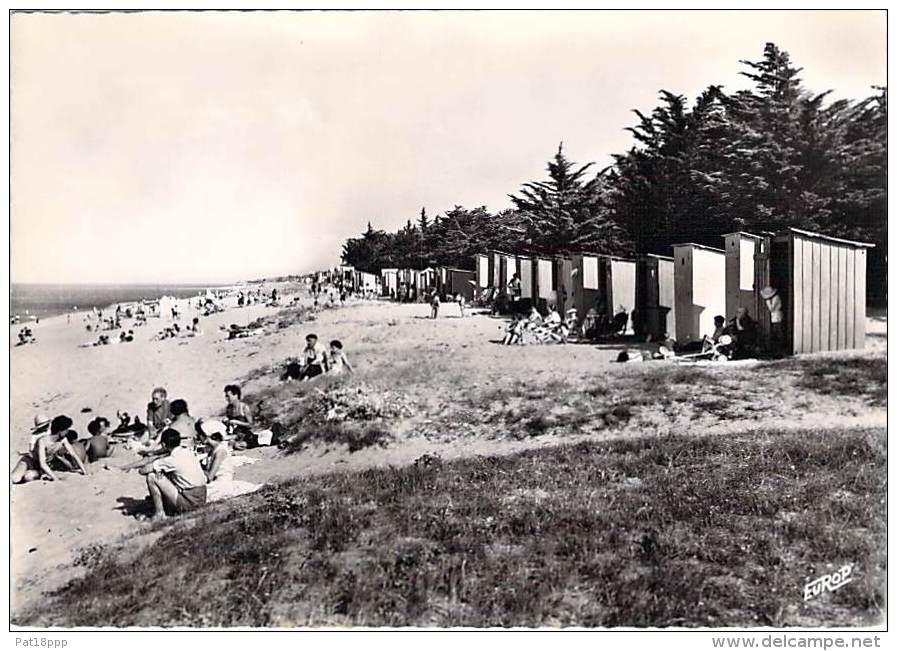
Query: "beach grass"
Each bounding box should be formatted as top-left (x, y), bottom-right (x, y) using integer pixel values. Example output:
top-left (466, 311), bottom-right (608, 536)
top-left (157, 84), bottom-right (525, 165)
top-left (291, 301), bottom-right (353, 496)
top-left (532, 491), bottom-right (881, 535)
top-left (19, 425), bottom-right (885, 628)
top-left (242, 348), bottom-right (886, 452)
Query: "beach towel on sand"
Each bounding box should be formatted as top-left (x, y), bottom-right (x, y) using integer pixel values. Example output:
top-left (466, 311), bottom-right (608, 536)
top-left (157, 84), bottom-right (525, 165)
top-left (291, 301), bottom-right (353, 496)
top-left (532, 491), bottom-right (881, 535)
top-left (206, 453), bottom-right (263, 503)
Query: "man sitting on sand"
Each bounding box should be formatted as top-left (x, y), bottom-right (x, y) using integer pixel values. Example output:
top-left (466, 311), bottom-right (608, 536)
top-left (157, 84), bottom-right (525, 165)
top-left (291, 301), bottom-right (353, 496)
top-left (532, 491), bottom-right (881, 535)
top-left (11, 415), bottom-right (90, 484)
top-left (139, 398), bottom-right (196, 454)
top-left (145, 387), bottom-right (172, 441)
top-left (168, 399), bottom-right (197, 450)
top-left (284, 333), bottom-right (330, 381)
top-left (136, 429), bottom-right (207, 522)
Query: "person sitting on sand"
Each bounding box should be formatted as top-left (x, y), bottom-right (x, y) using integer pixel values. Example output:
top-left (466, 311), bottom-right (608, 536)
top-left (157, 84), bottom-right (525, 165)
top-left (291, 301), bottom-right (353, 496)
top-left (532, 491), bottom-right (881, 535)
top-left (728, 307), bottom-right (758, 358)
top-left (224, 384), bottom-right (254, 437)
top-left (168, 399), bottom-right (197, 450)
top-left (527, 305), bottom-right (544, 326)
top-left (430, 291), bottom-right (440, 319)
top-left (11, 415), bottom-right (90, 483)
top-left (696, 315), bottom-right (731, 355)
top-left (502, 315), bottom-right (525, 345)
top-left (200, 422), bottom-right (230, 483)
top-left (286, 333), bottom-right (330, 381)
top-left (135, 428), bottom-right (207, 522)
top-left (85, 417), bottom-right (115, 463)
top-left (64, 430), bottom-right (89, 468)
top-left (328, 340), bottom-right (354, 375)
top-left (145, 387), bottom-right (172, 441)
top-left (28, 413), bottom-right (51, 449)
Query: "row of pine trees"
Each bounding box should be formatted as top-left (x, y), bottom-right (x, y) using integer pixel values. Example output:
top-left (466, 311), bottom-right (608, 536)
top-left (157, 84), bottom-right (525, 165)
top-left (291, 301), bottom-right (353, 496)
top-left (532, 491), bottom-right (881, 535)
top-left (341, 44), bottom-right (887, 302)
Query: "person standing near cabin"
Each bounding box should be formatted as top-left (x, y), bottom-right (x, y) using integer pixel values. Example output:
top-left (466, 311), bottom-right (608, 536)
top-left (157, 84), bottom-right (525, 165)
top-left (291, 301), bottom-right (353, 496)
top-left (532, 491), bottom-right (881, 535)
top-left (430, 290), bottom-right (440, 319)
top-left (761, 286), bottom-right (785, 358)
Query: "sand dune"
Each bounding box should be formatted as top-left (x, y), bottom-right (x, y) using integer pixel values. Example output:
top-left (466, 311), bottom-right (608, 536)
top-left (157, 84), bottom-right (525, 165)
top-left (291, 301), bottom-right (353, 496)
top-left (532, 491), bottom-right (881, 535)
top-left (9, 290), bottom-right (886, 616)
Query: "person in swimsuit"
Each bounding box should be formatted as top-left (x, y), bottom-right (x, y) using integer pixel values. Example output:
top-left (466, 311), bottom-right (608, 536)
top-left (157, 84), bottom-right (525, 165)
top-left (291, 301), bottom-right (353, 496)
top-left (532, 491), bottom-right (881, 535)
top-left (10, 415), bottom-right (90, 483)
top-left (85, 417), bottom-right (114, 462)
top-left (223, 384), bottom-right (254, 438)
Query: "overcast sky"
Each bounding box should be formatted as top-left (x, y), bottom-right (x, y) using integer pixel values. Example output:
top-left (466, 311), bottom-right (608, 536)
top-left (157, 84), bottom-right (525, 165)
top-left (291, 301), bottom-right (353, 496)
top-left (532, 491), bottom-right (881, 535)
top-left (11, 9), bottom-right (886, 284)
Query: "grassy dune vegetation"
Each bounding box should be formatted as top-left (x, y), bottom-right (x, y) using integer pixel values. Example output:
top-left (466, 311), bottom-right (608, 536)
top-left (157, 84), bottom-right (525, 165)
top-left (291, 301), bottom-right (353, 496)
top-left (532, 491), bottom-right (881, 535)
top-left (22, 426), bottom-right (885, 627)
top-left (245, 353), bottom-right (887, 452)
top-left (15, 347), bottom-right (886, 628)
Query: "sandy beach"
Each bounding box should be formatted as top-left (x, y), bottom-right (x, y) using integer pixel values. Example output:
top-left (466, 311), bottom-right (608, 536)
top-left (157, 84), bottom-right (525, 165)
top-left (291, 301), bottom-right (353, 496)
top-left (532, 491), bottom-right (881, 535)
top-left (9, 289), bottom-right (887, 618)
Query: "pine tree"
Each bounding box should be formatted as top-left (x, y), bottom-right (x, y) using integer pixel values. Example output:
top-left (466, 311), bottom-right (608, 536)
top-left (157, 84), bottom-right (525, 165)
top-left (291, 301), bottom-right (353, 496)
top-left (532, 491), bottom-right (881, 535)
top-left (509, 142), bottom-right (619, 254)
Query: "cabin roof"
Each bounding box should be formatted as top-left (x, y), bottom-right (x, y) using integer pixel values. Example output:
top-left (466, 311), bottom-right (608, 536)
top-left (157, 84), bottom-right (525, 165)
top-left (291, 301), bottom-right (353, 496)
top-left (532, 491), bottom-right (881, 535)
top-left (670, 242), bottom-right (726, 254)
top-left (721, 231), bottom-right (765, 240)
top-left (777, 227), bottom-right (875, 249)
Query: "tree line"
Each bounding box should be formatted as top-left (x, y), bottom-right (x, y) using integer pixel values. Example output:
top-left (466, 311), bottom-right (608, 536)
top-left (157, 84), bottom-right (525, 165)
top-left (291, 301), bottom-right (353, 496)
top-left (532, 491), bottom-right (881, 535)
top-left (341, 44), bottom-right (886, 302)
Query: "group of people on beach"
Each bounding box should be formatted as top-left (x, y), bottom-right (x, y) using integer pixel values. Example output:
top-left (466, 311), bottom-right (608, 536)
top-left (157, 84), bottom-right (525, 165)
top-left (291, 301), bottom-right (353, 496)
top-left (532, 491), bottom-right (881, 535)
top-left (502, 304), bottom-right (576, 345)
top-left (11, 383), bottom-right (267, 523)
top-left (282, 333), bottom-right (354, 381)
top-left (429, 291), bottom-right (466, 319)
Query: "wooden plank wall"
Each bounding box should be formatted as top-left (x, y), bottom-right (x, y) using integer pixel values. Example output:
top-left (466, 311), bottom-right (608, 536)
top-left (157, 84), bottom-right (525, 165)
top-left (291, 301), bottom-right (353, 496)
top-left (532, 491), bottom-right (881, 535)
top-left (537, 258), bottom-right (554, 300)
top-left (520, 258), bottom-right (533, 298)
top-left (672, 247), bottom-right (694, 343)
top-left (790, 235), bottom-right (867, 353)
top-left (505, 256), bottom-right (518, 287)
top-left (476, 255), bottom-right (489, 289)
top-left (819, 244), bottom-right (831, 350)
top-left (490, 252), bottom-right (501, 288)
top-left (635, 257), bottom-right (655, 338)
top-left (855, 249), bottom-right (867, 348)
top-left (610, 260), bottom-right (637, 332)
top-left (658, 258), bottom-right (676, 340)
top-left (692, 249), bottom-right (727, 341)
top-left (572, 255), bottom-right (603, 324)
top-left (836, 246), bottom-right (848, 350)
top-left (555, 258), bottom-right (574, 313)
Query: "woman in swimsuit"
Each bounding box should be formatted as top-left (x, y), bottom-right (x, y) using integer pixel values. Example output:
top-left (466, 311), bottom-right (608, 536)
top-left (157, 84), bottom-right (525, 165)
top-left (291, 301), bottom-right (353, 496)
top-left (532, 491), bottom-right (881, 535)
top-left (11, 415), bottom-right (90, 484)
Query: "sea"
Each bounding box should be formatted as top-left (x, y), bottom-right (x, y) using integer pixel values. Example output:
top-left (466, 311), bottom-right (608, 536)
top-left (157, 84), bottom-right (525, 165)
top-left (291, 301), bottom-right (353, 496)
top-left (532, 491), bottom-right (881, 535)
top-left (9, 283), bottom-right (231, 321)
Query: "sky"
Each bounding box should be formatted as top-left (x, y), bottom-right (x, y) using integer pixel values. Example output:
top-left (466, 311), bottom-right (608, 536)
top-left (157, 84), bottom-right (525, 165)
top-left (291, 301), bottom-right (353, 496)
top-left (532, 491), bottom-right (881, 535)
top-left (10, 9), bottom-right (887, 284)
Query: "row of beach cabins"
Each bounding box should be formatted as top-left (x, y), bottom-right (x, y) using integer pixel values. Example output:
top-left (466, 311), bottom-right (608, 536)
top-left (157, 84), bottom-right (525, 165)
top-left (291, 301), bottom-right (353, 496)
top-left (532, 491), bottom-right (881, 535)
top-left (333, 227), bottom-right (873, 356)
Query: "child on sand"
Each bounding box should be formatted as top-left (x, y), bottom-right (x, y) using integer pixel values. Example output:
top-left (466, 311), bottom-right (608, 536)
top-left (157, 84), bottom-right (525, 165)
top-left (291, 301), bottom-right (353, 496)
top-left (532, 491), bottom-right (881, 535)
top-left (85, 417), bottom-right (114, 462)
top-left (65, 431), bottom-right (89, 467)
top-left (456, 293), bottom-right (466, 317)
top-left (328, 340), bottom-right (354, 375)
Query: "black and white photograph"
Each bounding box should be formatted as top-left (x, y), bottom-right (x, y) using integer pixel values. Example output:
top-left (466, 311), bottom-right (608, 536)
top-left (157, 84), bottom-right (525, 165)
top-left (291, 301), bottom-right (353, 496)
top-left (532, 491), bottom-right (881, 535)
top-left (6, 4), bottom-right (888, 641)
